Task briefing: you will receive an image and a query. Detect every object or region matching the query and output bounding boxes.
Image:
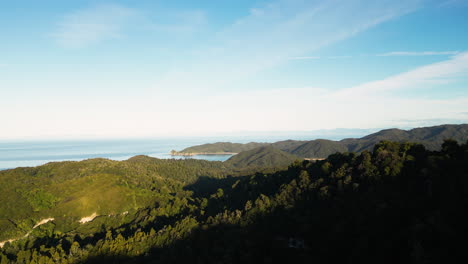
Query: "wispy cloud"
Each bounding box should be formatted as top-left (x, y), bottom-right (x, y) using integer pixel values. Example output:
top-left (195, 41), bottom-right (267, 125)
top-left (52, 4), bottom-right (137, 48)
top-left (303, 52), bottom-right (468, 128)
top-left (52, 5), bottom-right (208, 48)
top-left (378, 51), bottom-right (460, 56)
top-left (290, 56), bottom-right (320, 60)
top-left (337, 51), bottom-right (468, 96)
top-left (141, 52), bottom-right (468, 134)
top-left (328, 55), bottom-right (352, 59)
top-left (4, 51), bottom-right (467, 137)
top-left (150, 10), bottom-right (207, 34)
top-left (290, 55), bottom-right (354, 60)
top-left (154, 0), bottom-right (424, 94)
top-left (291, 51), bottom-right (460, 60)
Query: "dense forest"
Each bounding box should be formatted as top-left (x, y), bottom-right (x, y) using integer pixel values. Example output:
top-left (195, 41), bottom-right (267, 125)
top-left (0, 138), bottom-right (467, 263)
top-left (176, 142), bottom-right (270, 154)
top-left (176, 124), bottom-right (468, 158)
top-left (225, 146), bottom-right (300, 169)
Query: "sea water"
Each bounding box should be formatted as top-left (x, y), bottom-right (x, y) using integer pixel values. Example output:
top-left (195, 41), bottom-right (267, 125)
top-left (0, 131), bottom-right (371, 170)
top-left (0, 136), bottom-right (303, 170)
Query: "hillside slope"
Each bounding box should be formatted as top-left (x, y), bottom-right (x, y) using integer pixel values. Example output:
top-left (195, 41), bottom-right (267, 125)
top-left (177, 124), bottom-right (468, 159)
top-left (175, 142), bottom-right (269, 154)
top-left (225, 146), bottom-right (300, 168)
top-left (288, 139), bottom-right (348, 158)
top-left (343, 124), bottom-right (468, 152)
top-left (1, 140), bottom-right (467, 263)
top-left (0, 157), bottom-right (228, 241)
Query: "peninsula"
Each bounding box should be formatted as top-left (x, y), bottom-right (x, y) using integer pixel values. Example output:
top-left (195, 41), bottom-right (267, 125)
top-left (170, 142), bottom-right (269, 156)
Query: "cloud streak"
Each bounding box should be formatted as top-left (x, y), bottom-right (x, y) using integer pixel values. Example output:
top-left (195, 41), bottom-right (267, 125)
top-left (378, 51), bottom-right (460, 56)
top-left (290, 56), bottom-right (320, 60)
top-left (154, 0), bottom-right (424, 94)
top-left (150, 10), bottom-right (207, 34)
top-left (338, 51), bottom-right (468, 96)
top-left (290, 55), bottom-right (353, 60)
top-left (52, 4), bottom-right (137, 48)
top-left (185, 52), bottom-right (468, 131)
top-left (3, 53), bottom-right (467, 138)
top-left (136, 52), bottom-right (468, 134)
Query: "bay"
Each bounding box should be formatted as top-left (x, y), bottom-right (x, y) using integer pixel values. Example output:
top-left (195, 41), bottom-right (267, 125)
top-left (0, 130), bottom-right (371, 170)
top-left (0, 136), bottom-right (300, 170)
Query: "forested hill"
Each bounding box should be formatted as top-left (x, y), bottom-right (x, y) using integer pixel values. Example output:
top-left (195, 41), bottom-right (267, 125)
top-left (175, 124), bottom-right (468, 158)
top-left (0, 157), bottom-right (230, 242)
top-left (341, 124), bottom-right (468, 152)
top-left (280, 139), bottom-right (347, 158)
top-left (1, 140), bottom-right (467, 263)
top-left (174, 142), bottom-right (269, 154)
top-left (287, 124), bottom-right (468, 157)
top-left (225, 146), bottom-right (300, 168)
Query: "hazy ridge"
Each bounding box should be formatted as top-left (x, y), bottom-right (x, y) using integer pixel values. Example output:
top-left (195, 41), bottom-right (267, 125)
top-left (178, 124), bottom-right (468, 158)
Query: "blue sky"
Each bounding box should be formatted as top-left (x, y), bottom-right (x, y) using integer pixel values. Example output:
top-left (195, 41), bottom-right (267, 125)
top-left (1, 0), bottom-right (467, 139)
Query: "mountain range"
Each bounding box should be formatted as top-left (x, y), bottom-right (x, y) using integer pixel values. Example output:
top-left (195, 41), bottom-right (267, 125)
top-left (178, 124), bottom-right (468, 159)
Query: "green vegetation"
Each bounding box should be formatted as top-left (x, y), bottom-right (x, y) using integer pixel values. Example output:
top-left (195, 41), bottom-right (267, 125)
top-left (225, 146), bottom-right (300, 169)
top-left (22, 188), bottom-right (60, 212)
top-left (0, 138), bottom-right (467, 263)
top-left (0, 157), bottom-right (230, 241)
top-left (175, 124), bottom-right (468, 159)
top-left (175, 142), bottom-right (269, 154)
top-left (285, 138), bottom-right (348, 158)
top-left (341, 124), bottom-right (468, 152)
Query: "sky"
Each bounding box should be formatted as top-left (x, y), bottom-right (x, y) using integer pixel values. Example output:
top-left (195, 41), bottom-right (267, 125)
top-left (1, 0), bottom-right (467, 139)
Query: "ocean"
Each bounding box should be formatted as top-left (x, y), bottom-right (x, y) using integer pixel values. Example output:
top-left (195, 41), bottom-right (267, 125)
top-left (0, 131), bottom-right (372, 170)
top-left (0, 136), bottom-right (308, 170)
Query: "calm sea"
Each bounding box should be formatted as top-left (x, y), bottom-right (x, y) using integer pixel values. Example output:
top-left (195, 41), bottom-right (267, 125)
top-left (0, 130), bottom-right (373, 170)
top-left (0, 136), bottom-right (311, 170)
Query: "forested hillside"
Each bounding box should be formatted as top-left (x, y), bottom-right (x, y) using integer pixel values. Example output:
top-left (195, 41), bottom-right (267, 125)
top-left (175, 124), bottom-right (468, 158)
top-left (341, 124), bottom-right (468, 152)
top-left (0, 157), bottom-right (230, 242)
top-left (225, 146), bottom-right (300, 169)
top-left (1, 139), bottom-right (467, 263)
top-left (174, 142), bottom-right (269, 154)
top-left (284, 139), bottom-right (347, 157)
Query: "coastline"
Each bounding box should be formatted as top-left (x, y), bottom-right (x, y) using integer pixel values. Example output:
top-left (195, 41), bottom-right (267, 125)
top-left (170, 152), bottom-right (238, 156)
top-left (304, 158), bottom-right (326, 161)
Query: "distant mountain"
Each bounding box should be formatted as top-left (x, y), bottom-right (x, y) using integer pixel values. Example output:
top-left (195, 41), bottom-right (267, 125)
top-left (288, 124), bottom-right (468, 158)
top-left (342, 124), bottom-right (468, 153)
top-left (225, 146), bottom-right (300, 168)
top-left (176, 124), bottom-right (468, 159)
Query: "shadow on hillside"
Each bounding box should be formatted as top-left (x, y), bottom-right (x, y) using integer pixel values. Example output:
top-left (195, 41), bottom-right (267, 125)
top-left (184, 165), bottom-right (295, 199)
top-left (7, 141), bottom-right (468, 264)
top-left (184, 175), bottom-right (243, 198)
top-left (82, 207), bottom-right (315, 264)
top-left (81, 169), bottom-right (316, 263)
